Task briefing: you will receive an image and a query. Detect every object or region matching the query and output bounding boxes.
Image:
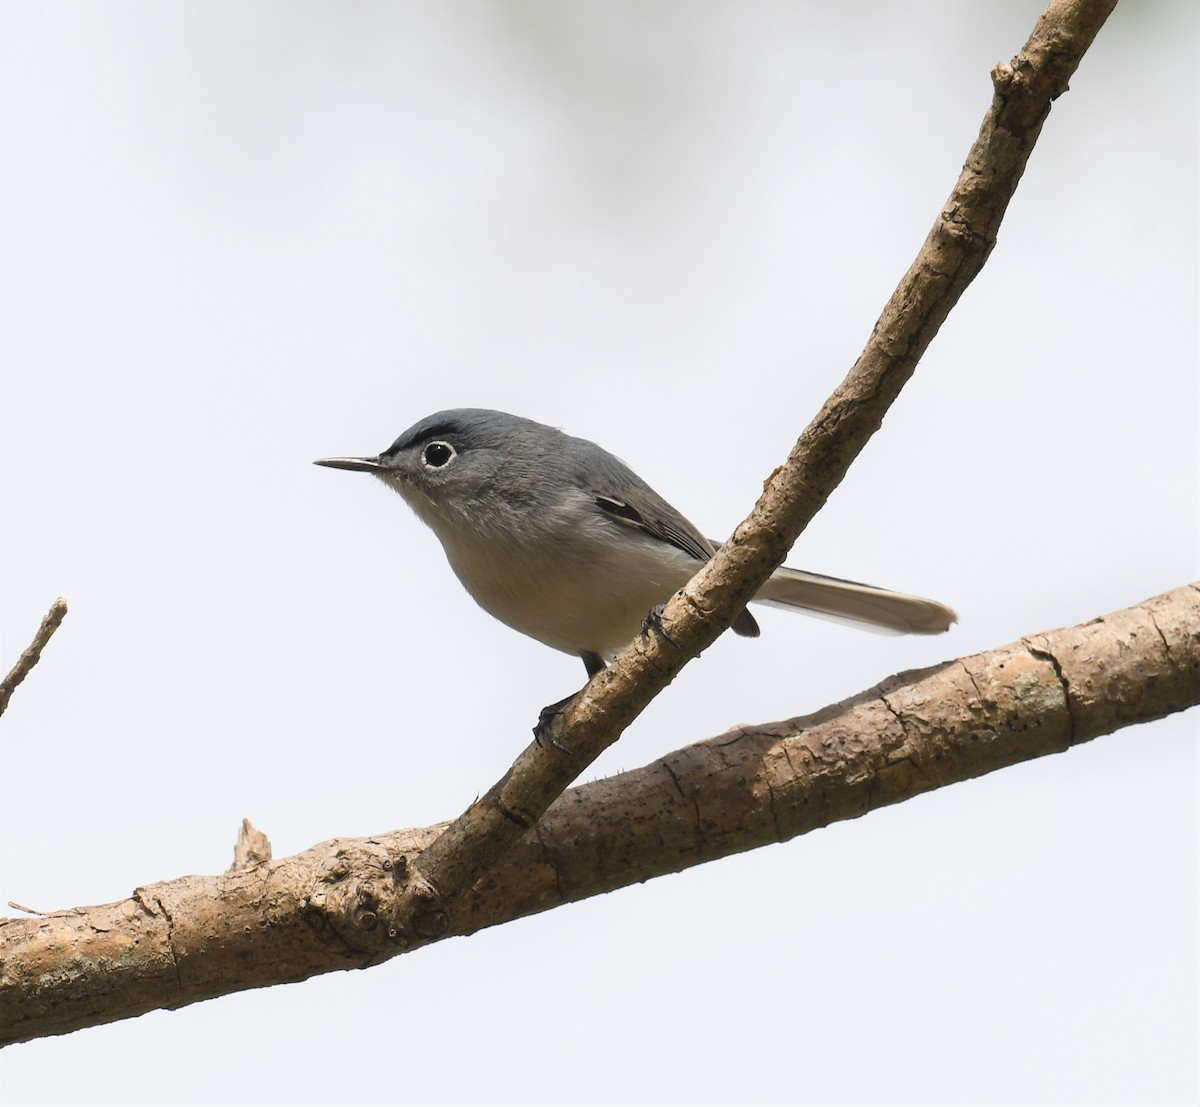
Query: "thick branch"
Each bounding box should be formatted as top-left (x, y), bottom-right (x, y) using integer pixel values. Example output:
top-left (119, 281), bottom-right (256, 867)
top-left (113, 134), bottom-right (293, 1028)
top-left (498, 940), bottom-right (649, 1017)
top-left (2, 582), bottom-right (1196, 1046)
top-left (399, 0), bottom-right (1120, 932)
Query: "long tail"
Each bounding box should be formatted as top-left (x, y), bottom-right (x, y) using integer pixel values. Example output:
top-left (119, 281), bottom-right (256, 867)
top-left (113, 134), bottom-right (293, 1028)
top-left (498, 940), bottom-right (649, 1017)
top-left (753, 566), bottom-right (957, 635)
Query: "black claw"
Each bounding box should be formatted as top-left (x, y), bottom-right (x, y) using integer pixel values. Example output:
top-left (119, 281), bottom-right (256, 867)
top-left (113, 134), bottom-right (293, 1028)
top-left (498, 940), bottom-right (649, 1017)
top-left (534, 693), bottom-right (576, 754)
top-left (642, 602), bottom-right (675, 645)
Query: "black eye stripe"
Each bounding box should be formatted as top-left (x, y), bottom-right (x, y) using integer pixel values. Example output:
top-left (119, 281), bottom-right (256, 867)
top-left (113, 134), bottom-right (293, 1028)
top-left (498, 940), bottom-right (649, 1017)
top-left (381, 422), bottom-right (461, 461)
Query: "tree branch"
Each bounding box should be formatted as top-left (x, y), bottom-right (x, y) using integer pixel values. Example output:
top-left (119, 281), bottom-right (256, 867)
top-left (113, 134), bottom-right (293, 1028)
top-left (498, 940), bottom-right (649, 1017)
top-left (2, 583), bottom-right (1195, 1046)
top-left (0, 0), bottom-right (1134, 1051)
top-left (0, 599), bottom-right (67, 720)
top-left (389, 0), bottom-right (1121, 940)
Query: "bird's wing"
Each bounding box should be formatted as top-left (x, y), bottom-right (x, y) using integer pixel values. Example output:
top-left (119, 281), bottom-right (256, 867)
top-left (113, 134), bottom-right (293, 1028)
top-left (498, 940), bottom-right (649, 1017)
top-left (592, 483), bottom-right (760, 639)
top-left (592, 490), bottom-right (714, 563)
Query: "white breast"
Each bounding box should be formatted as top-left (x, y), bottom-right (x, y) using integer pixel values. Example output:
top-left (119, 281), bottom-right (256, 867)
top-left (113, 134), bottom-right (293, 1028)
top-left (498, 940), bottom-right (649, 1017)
top-left (425, 490), bottom-right (702, 661)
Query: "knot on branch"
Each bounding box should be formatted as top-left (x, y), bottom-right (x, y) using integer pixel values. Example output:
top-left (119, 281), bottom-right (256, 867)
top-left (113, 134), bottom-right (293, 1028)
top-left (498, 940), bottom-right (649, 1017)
top-left (302, 846), bottom-right (451, 956)
top-left (991, 60), bottom-right (1017, 93)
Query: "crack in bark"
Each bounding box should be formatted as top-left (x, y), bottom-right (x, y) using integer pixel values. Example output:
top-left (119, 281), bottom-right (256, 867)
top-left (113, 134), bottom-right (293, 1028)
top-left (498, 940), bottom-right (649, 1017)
top-left (151, 894), bottom-right (182, 992)
top-left (660, 758), bottom-right (701, 839)
top-left (878, 691), bottom-right (905, 730)
top-left (1025, 640), bottom-right (1078, 745)
top-left (495, 800), bottom-right (535, 831)
top-left (958, 659), bottom-right (986, 705)
top-left (1147, 609), bottom-right (1177, 671)
top-left (764, 779), bottom-right (785, 844)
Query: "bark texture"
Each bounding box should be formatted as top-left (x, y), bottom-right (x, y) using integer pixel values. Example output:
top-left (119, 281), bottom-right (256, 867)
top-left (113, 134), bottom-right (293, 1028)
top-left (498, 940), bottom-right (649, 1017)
top-left (391, 0), bottom-right (1122, 940)
top-left (2, 583), bottom-right (1196, 1046)
top-left (0, 0), bottom-right (1136, 1050)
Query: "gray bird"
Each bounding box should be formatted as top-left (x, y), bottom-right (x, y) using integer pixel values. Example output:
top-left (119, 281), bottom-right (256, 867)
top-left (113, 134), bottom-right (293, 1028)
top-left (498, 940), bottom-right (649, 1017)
top-left (315, 408), bottom-right (956, 678)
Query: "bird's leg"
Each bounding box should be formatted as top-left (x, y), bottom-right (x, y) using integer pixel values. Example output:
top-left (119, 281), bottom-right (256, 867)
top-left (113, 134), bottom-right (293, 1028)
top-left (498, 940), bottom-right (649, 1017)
top-left (533, 652), bottom-right (606, 753)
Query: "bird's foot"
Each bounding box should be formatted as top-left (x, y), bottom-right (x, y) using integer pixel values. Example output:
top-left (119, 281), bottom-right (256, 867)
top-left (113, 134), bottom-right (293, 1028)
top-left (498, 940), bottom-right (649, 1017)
top-left (534, 693), bottom-right (577, 754)
top-left (642, 602), bottom-right (676, 646)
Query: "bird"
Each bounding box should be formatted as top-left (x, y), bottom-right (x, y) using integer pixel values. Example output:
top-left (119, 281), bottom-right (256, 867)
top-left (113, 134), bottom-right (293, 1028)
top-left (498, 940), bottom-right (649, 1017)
top-left (315, 408), bottom-right (955, 680)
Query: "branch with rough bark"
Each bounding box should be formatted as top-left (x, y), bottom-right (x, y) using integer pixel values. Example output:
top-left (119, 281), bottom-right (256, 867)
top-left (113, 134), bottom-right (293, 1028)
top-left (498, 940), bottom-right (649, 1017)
top-left (2, 584), bottom-right (1196, 1045)
top-left (0, 0), bottom-right (1143, 1048)
top-left (379, 0), bottom-right (1122, 942)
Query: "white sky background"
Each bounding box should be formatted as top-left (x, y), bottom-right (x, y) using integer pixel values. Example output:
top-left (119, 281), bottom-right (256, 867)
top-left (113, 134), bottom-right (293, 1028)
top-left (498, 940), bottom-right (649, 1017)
top-left (1, 1), bottom-right (1196, 1103)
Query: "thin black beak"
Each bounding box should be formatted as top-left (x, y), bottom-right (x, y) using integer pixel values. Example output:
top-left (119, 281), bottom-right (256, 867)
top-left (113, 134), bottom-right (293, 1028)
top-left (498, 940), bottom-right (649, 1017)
top-left (313, 456), bottom-right (386, 473)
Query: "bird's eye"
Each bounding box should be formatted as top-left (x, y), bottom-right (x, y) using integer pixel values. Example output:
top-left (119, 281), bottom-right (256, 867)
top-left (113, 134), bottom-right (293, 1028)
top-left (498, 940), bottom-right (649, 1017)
top-left (421, 441), bottom-right (457, 469)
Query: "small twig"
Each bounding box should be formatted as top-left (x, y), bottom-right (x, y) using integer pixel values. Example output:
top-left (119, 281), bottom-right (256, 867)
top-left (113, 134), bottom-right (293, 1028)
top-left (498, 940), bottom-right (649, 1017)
top-left (6, 902), bottom-right (51, 917)
top-left (0, 598), bottom-right (68, 719)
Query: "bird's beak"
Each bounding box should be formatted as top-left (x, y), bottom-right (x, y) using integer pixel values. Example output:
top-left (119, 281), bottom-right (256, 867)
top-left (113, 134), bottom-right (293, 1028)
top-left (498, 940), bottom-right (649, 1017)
top-left (313, 456), bottom-right (386, 473)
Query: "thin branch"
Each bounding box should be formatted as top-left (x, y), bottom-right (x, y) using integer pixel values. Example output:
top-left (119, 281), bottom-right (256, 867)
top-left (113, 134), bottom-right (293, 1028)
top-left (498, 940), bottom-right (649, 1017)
top-left (0, 598), bottom-right (68, 719)
top-left (393, 0), bottom-right (1121, 937)
top-left (2, 582), bottom-right (1195, 1046)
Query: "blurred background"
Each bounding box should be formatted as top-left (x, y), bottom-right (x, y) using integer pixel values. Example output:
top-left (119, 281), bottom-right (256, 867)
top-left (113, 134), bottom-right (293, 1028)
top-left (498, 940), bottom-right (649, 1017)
top-left (1, 2), bottom-right (1195, 1103)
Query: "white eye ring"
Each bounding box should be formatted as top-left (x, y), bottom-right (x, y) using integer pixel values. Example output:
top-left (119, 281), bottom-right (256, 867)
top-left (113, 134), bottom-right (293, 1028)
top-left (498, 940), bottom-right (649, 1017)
top-left (421, 440), bottom-right (457, 470)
